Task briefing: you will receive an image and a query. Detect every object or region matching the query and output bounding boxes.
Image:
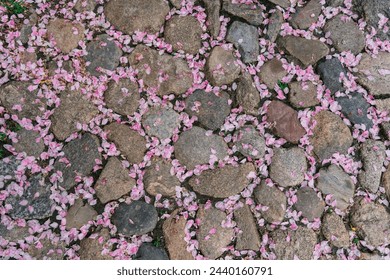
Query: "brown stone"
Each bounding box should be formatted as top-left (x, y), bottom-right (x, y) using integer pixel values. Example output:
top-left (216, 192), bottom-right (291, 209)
top-left (222, 0), bottom-right (263, 26)
top-left (13, 129), bottom-right (45, 158)
top-left (235, 73), bottom-right (260, 115)
top-left (234, 203), bottom-right (261, 251)
top-left (290, 0), bottom-right (322, 30)
top-left (268, 0), bottom-right (291, 8)
top-left (74, 0), bottom-right (97, 12)
top-left (28, 238), bottom-right (66, 260)
top-left (253, 182), bottom-right (286, 223)
top-left (79, 228), bottom-right (113, 260)
top-left (322, 212), bottom-right (349, 248)
top-left (258, 58), bottom-right (287, 89)
top-left (295, 187), bottom-right (325, 221)
top-left (288, 81), bottom-right (319, 108)
top-left (204, 0), bottom-right (221, 38)
top-left (104, 79), bottom-right (140, 116)
top-left (382, 165), bottom-right (390, 202)
top-left (47, 19), bottom-right (85, 53)
top-left (265, 10), bottom-right (284, 42)
top-left (66, 199), bottom-right (97, 230)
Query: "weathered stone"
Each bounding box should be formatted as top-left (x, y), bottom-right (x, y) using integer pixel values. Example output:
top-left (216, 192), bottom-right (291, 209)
top-left (204, 0), bottom-right (221, 38)
top-left (253, 182), bottom-right (286, 224)
top-left (79, 228), bottom-right (113, 260)
top-left (51, 91), bottom-right (99, 141)
top-left (66, 199), bottom-right (97, 229)
top-left (235, 73), bottom-right (260, 115)
top-left (54, 133), bottom-right (101, 190)
top-left (142, 106), bottom-right (180, 139)
top-left (85, 34), bottom-right (122, 76)
top-left (270, 147), bottom-right (307, 188)
top-left (317, 58), bottom-right (347, 94)
top-left (234, 203), bottom-right (261, 251)
top-left (288, 81), bottom-right (319, 108)
top-left (189, 163), bottom-right (255, 198)
top-left (185, 90), bottom-right (231, 130)
top-left (0, 81), bottom-right (46, 120)
top-left (337, 92), bottom-right (373, 128)
top-left (174, 126), bottom-right (228, 169)
top-left (111, 201), bottom-right (158, 237)
top-left (163, 209), bottom-right (193, 260)
top-left (375, 98), bottom-right (390, 114)
top-left (267, 100), bottom-right (306, 143)
top-left (144, 158), bottom-right (180, 197)
top-left (328, 0), bottom-right (344, 7)
top-left (382, 165), bottom-right (390, 202)
top-left (268, 0), bottom-right (291, 8)
top-left (95, 157), bottom-right (135, 204)
top-left (104, 122), bottom-right (146, 164)
top-left (291, 0), bottom-right (322, 30)
top-left (356, 52), bottom-right (390, 97)
top-left (270, 227), bottom-right (317, 260)
top-left (164, 15), bottom-right (203, 55)
top-left (104, 79), bottom-right (140, 116)
top-left (358, 140), bottom-right (386, 193)
top-left (324, 15), bottom-right (365, 55)
top-left (129, 45), bottom-right (193, 96)
top-left (104, 0), bottom-right (169, 35)
top-left (28, 238), bottom-right (66, 260)
top-left (13, 129), bottom-right (45, 158)
top-left (322, 212), bottom-right (349, 248)
top-left (197, 205), bottom-right (234, 259)
top-left (19, 24), bottom-right (32, 44)
top-left (47, 60), bottom-right (74, 76)
top-left (6, 175), bottom-right (53, 220)
top-left (258, 58), bottom-right (287, 89)
top-left (47, 19), bottom-right (85, 53)
top-left (295, 188), bottom-right (325, 221)
top-left (359, 253), bottom-right (385, 260)
top-left (278, 36), bottom-right (329, 66)
top-left (222, 0), bottom-right (263, 26)
top-left (169, 0), bottom-right (181, 9)
top-left (265, 10), bottom-right (284, 42)
top-left (74, 0), bottom-right (97, 12)
top-left (0, 224), bottom-right (30, 242)
top-left (135, 243), bottom-right (169, 260)
top-left (350, 198), bottom-right (390, 247)
top-left (310, 111), bottom-right (353, 161)
top-left (234, 125), bottom-right (266, 159)
top-left (205, 46), bottom-right (241, 86)
top-left (0, 156), bottom-right (19, 189)
top-left (317, 165), bottom-right (355, 211)
top-left (226, 21), bottom-right (259, 64)
top-left (19, 51), bottom-right (37, 65)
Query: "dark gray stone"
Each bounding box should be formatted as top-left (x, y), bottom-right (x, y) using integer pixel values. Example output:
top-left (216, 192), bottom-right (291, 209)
top-left (265, 10), bottom-right (283, 42)
top-left (317, 58), bottom-right (347, 94)
top-left (13, 129), bottom-right (45, 158)
top-left (0, 156), bottom-right (20, 189)
top-left (0, 224), bottom-right (30, 242)
top-left (234, 125), bottom-right (266, 159)
top-left (222, 0), bottom-right (263, 26)
top-left (104, 79), bottom-right (140, 116)
top-left (295, 187), bottom-right (325, 221)
top-left (337, 92), bottom-right (373, 128)
top-left (142, 106), bottom-right (180, 140)
top-left (135, 243), bottom-right (169, 260)
top-left (227, 21), bottom-right (259, 64)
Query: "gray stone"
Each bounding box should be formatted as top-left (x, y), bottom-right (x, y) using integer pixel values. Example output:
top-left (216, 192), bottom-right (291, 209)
top-left (169, 0), bottom-right (181, 9)
top-left (295, 187), bottom-right (325, 221)
top-left (185, 90), bottom-right (231, 130)
top-left (317, 165), bottom-right (355, 211)
top-left (66, 199), bottom-right (97, 229)
top-left (0, 224), bottom-right (30, 242)
top-left (327, 0), bottom-right (344, 7)
top-left (234, 125), bottom-right (266, 159)
top-left (104, 79), bottom-right (140, 116)
top-left (79, 228), bottom-right (113, 260)
top-left (0, 156), bottom-right (19, 189)
top-left (104, 0), bottom-right (170, 35)
top-left (13, 129), bottom-right (45, 158)
top-left (270, 147), bottom-right (307, 187)
top-left (268, 0), bottom-right (291, 8)
top-left (142, 106), bottom-right (180, 140)
top-left (358, 140), bottom-right (386, 193)
top-left (204, 0), bottom-right (221, 38)
top-left (47, 19), bottom-right (85, 54)
top-left (54, 133), bottom-right (101, 190)
top-left (253, 182), bottom-right (286, 224)
top-left (235, 73), bottom-right (260, 115)
top-left (222, 0), bottom-right (263, 26)
top-left (288, 81), bottom-right (319, 108)
top-left (19, 24), bottom-right (32, 44)
top-left (111, 201), bottom-right (158, 237)
top-left (258, 58), bottom-right (287, 89)
top-left (135, 243), bottom-right (169, 260)
top-left (337, 92), bottom-right (373, 128)
top-left (359, 253), bottom-right (385, 260)
top-left (174, 126), bottom-right (228, 169)
top-left (234, 203), bottom-right (261, 251)
top-left (28, 238), bottom-right (66, 260)
top-left (188, 163), bottom-right (255, 198)
top-left (74, 0), bottom-right (97, 12)
top-left (226, 21), bottom-right (259, 64)
top-left (322, 212), bottom-right (349, 248)
top-left (265, 10), bottom-right (284, 42)
top-left (381, 165), bottom-right (390, 202)
top-left (291, 0), bottom-right (322, 30)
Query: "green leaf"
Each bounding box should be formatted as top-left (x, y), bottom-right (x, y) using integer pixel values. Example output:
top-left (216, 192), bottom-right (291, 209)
top-left (277, 80), bottom-right (288, 91)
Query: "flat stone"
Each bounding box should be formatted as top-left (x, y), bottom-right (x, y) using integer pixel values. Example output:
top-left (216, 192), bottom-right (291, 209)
top-left (317, 58), bottom-right (347, 94)
top-left (265, 10), bottom-right (284, 42)
top-left (135, 243), bottom-right (169, 260)
top-left (13, 129), bottom-right (45, 158)
top-left (111, 201), bottom-right (158, 237)
top-left (356, 52), bottom-right (390, 97)
top-left (222, 0), bottom-right (263, 26)
top-left (28, 238), bottom-right (66, 260)
top-left (128, 45), bottom-right (193, 96)
top-left (234, 125), bottom-right (266, 159)
top-left (104, 79), bottom-right (140, 116)
top-left (85, 34), bottom-right (122, 76)
top-left (322, 212), bottom-right (349, 248)
top-left (337, 92), bottom-right (373, 128)
top-left (0, 81), bottom-right (46, 120)
top-left (197, 205), bottom-right (234, 259)
top-left (288, 81), bottom-right (319, 108)
top-left (142, 106), bottom-right (180, 140)
top-left (51, 91), bottom-right (99, 141)
top-left (47, 19), bottom-right (85, 53)
top-left (277, 36), bottom-right (329, 66)
top-left (235, 73), bottom-right (260, 115)
top-left (185, 90), bottom-right (231, 130)
top-left (270, 227), bottom-right (317, 260)
top-left (174, 126), bottom-right (228, 169)
top-left (54, 133), bottom-right (101, 190)
top-left (95, 157), bottom-right (135, 204)
top-left (295, 187), bottom-right (325, 221)
top-left (169, 0), bottom-right (181, 9)
top-left (291, 0), bottom-right (322, 29)
top-left (188, 163), bottom-right (255, 198)
top-left (324, 15), bottom-right (365, 55)
top-left (204, 0), bottom-right (221, 38)
top-left (226, 21), bottom-right (259, 64)
top-left (317, 165), bottom-right (355, 211)
top-left (266, 100), bottom-right (306, 143)
top-left (270, 147), bottom-right (307, 188)
top-left (358, 140), bottom-right (386, 193)
top-left (258, 58), bottom-right (287, 89)
top-left (381, 165), bottom-right (390, 202)
top-left (268, 0), bottom-right (291, 8)
top-left (74, 0), bottom-right (97, 12)
top-left (310, 111), bottom-right (353, 161)
top-left (66, 199), bottom-right (97, 229)
top-left (0, 156), bottom-right (20, 189)
top-left (144, 158), bottom-right (180, 197)
top-left (162, 209), bottom-right (194, 260)
top-left (164, 15), bottom-right (203, 55)
top-left (6, 175), bottom-right (53, 220)
top-left (104, 0), bottom-right (169, 35)
top-left (253, 182), bottom-right (286, 224)
top-left (205, 46), bottom-right (241, 86)
top-left (234, 203), bottom-right (261, 251)
top-left (0, 224), bottom-right (30, 242)
top-left (79, 228), bottom-right (113, 260)
top-left (350, 198), bottom-right (390, 247)
top-left (104, 122), bottom-right (146, 164)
